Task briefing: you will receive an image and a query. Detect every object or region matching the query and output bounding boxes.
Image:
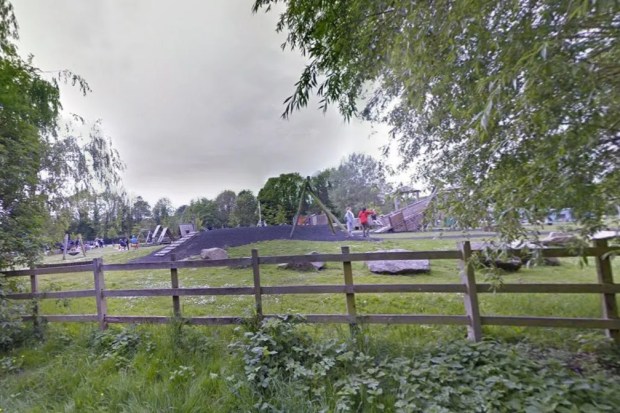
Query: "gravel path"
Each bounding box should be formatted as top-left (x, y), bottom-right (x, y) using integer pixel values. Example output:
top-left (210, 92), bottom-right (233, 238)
top-left (134, 225), bottom-right (373, 262)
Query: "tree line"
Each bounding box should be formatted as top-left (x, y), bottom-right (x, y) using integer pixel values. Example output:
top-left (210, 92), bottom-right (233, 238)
top-left (58, 152), bottom-right (407, 243)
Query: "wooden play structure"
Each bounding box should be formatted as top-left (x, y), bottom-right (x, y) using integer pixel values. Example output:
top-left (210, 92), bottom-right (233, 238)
top-left (153, 224), bottom-right (198, 257)
top-left (375, 190), bottom-right (436, 233)
top-left (62, 234), bottom-right (86, 260)
top-left (290, 177), bottom-right (346, 238)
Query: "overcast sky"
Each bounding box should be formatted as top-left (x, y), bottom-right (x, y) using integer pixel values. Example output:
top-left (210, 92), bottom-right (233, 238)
top-left (13, 0), bottom-right (403, 207)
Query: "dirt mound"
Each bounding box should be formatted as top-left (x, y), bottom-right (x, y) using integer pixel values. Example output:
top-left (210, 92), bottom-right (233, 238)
top-left (135, 225), bottom-right (370, 262)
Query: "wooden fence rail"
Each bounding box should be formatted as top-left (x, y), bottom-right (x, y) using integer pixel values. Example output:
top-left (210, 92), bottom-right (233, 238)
top-left (3, 241), bottom-right (619, 343)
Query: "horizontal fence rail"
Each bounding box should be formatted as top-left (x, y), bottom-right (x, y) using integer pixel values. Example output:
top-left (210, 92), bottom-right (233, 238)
top-left (1, 241), bottom-right (618, 342)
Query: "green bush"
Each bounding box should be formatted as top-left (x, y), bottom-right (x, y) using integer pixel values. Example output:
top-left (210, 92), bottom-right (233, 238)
top-left (0, 277), bottom-right (27, 352)
top-left (88, 326), bottom-right (143, 369)
top-left (233, 317), bottom-right (620, 412)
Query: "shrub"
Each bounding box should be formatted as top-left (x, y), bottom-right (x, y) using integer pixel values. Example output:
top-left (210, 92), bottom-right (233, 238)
top-left (88, 327), bottom-right (143, 369)
top-left (0, 277), bottom-right (27, 352)
top-left (233, 318), bottom-right (620, 412)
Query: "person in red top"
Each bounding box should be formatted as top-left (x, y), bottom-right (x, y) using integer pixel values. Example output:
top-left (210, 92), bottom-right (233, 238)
top-left (358, 207), bottom-right (375, 237)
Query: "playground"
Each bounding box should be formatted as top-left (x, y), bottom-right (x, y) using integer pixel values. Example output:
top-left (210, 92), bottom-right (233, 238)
top-left (134, 224), bottom-right (371, 263)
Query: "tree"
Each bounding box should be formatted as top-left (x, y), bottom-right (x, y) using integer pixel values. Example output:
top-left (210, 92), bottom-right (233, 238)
top-left (183, 198), bottom-right (218, 230)
top-left (327, 154), bottom-right (392, 215)
top-left (214, 190), bottom-right (237, 228)
top-left (131, 196), bottom-right (152, 225)
top-left (258, 173), bottom-right (304, 224)
top-left (253, 0), bottom-right (620, 239)
top-left (66, 190), bottom-right (96, 240)
top-left (152, 197), bottom-right (174, 226)
top-left (307, 170), bottom-right (337, 216)
top-left (98, 190), bottom-right (125, 239)
top-left (0, 0), bottom-right (122, 267)
top-left (231, 190), bottom-right (258, 227)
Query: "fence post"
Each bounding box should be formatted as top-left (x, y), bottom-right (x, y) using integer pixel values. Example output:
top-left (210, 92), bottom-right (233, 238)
top-left (459, 241), bottom-right (482, 342)
top-left (251, 249), bottom-right (263, 320)
top-left (93, 257), bottom-right (108, 330)
top-left (341, 246), bottom-right (358, 336)
top-left (29, 263), bottom-right (39, 330)
top-left (594, 239), bottom-right (619, 343)
top-left (170, 254), bottom-right (181, 318)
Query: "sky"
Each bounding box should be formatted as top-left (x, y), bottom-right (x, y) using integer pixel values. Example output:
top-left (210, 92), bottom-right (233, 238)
top-left (12, 0), bottom-right (408, 208)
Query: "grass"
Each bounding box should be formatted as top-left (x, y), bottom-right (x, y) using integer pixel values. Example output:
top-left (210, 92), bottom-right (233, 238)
top-left (1, 234), bottom-right (619, 411)
top-left (27, 235), bottom-right (620, 346)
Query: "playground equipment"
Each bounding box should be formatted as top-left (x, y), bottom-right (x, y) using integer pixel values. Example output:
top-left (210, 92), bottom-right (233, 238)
top-left (179, 223), bottom-right (194, 236)
top-left (290, 177), bottom-right (346, 238)
top-left (157, 227), bottom-right (171, 243)
top-left (153, 224), bottom-right (198, 257)
top-left (62, 234), bottom-right (87, 259)
top-left (375, 190), bottom-right (437, 233)
top-left (150, 225), bottom-right (162, 243)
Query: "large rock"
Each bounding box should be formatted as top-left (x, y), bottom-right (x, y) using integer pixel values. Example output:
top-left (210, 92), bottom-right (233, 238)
top-left (200, 248), bottom-right (228, 260)
top-left (278, 251), bottom-right (325, 271)
top-left (541, 232), bottom-right (578, 246)
top-left (470, 242), bottom-right (523, 272)
top-left (366, 249), bottom-right (430, 275)
top-left (306, 251), bottom-right (326, 270)
top-left (278, 262), bottom-right (317, 271)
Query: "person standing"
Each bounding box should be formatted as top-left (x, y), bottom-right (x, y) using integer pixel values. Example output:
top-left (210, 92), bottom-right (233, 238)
top-left (358, 207), bottom-right (375, 237)
top-left (345, 206), bottom-right (355, 236)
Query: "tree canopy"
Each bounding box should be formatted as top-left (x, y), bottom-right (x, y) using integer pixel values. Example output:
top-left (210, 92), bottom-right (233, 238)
top-left (258, 173), bottom-right (304, 224)
top-left (327, 153), bottom-right (392, 215)
top-left (0, 0), bottom-right (122, 267)
top-left (253, 0), bottom-right (620, 238)
top-left (231, 190), bottom-right (258, 227)
top-left (152, 197), bottom-right (174, 226)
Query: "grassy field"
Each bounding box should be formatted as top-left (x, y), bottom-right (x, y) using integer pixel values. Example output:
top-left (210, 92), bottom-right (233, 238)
top-left (1, 234), bottom-right (619, 412)
top-left (28, 235), bottom-right (620, 347)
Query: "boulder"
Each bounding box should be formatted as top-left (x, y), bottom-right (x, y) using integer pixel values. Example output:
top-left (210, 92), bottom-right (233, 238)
top-left (366, 249), bottom-right (430, 275)
top-left (482, 258), bottom-right (523, 272)
top-left (306, 251), bottom-right (326, 270)
top-left (278, 252), bottom-right (326, 271)
top-left (541, 232), bottom-right (578, 247)
top-left (543, 257), bottom-right (561, 266)
top-left (472, 241), bottom-right (564, 270)
top-left (470, 242), bottom-right (523, 272)
top-left (277, 262), bottom-right (317, 272)
top-left (200, 248), bottom-right (228, 260)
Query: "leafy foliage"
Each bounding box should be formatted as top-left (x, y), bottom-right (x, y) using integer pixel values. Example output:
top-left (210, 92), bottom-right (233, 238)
top-left (0, 0), bottom-right (122, 267)
top-left (88, 327), bottom-right (143, 369)
top-left (254, 0), bottom-right (620, 239)
top-left (258, 173), bottom-right (305, 224)
top-left (152, 197), bottom-right (174, 226)
top-left (181, 197), bottom-right (218, 230)
top-left (0, 277), bottom-right (26, 351)
top-left (131, 196), bottom-right (152, 225)
top-left (305, 170), bottom-right (337, 215)
top-left (214, 190), bottom-right (237, 228)
top-left (234, 317), bottom-right (620, 412)
top-left (231, 190), bottom-right (259, 227)
top-left (327, 153), bottom-right (393, 215)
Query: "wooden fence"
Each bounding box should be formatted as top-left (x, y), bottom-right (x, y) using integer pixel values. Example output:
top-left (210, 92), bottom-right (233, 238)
top-left (2, 241), bottom-right (619, 343)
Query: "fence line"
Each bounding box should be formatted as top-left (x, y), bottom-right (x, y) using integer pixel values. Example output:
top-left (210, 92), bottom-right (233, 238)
top-left (3, 240), bottom-right (619, 343)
